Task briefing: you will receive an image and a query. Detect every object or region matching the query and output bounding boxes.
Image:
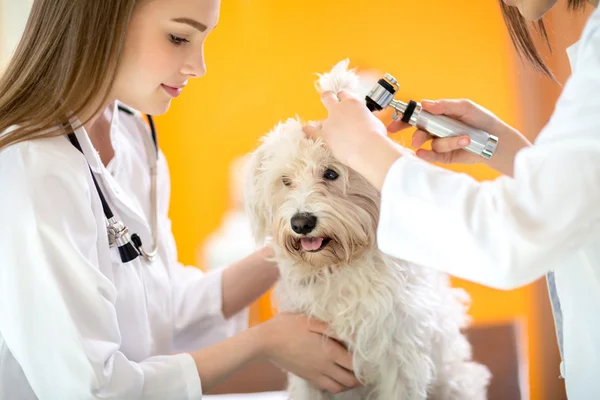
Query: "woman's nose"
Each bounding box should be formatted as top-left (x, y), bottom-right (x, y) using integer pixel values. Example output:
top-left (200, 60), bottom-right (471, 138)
top-left (182, 48), bottom-right (206, 78)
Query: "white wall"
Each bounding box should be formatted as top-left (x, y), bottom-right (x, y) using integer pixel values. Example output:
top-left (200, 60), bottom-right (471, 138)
top-left (0, 0), bottom-right (32, 69)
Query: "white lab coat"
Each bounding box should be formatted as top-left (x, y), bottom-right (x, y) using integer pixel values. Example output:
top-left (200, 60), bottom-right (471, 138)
top-left (0, 103), bottom-right (248, 399)
top-left (377, 6), bottom-right (600, 399)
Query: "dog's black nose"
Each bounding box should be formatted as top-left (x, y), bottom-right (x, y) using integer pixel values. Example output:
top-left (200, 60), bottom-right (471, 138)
top-left (291, 213), bottom-right (317, 235)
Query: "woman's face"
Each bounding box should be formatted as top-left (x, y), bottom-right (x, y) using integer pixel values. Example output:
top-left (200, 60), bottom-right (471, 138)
top-left (112, 0), bottom-right (220, 115)
top-left (503, 0), bottom-right (559, 21)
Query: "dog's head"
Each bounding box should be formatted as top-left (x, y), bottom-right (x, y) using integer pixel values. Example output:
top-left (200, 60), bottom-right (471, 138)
top-left (246, 60), bottom-right (381, 271)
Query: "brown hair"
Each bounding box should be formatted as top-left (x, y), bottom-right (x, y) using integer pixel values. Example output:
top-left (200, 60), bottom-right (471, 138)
top-left (500, 0), bottom-right (588, 79)
top-left (0, 0), bottom-right (139, 150)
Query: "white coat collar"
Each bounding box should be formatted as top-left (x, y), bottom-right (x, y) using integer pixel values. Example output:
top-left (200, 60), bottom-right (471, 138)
top-left (566, 39), bottom-right (582, 69)
top-left (71, 101), bottom-right (121, 174)
top-left (69, 101), bottom-right (150, 229)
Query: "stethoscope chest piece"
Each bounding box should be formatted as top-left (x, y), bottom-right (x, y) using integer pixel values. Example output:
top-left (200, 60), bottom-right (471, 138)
top-left (106, 217), bottom-right (141, 263)
top-left (107, 217), bottom-right (129, 248)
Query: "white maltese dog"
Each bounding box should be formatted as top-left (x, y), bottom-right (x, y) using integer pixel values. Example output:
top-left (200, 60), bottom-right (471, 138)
top-left (245, 60), bottom-right (491, 400)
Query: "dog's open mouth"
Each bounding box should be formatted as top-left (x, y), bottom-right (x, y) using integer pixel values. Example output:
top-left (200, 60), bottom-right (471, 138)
top-left (300, 237), bottom-right (331, 253)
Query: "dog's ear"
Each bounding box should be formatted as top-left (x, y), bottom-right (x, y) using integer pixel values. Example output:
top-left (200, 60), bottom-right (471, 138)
top-left (315, 59), bottom-right (359, 96)
top-left (314, 59), bottom-right (381, 104)
top-left (244, 143), bottom-right (271, 246)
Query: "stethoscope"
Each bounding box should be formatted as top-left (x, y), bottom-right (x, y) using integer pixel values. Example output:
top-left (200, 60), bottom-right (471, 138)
top-left (67, 108), bottom-right (159, 264)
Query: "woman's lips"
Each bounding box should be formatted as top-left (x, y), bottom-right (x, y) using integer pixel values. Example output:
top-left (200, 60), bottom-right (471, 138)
top-left (161, 84), bottom-right (184, 97)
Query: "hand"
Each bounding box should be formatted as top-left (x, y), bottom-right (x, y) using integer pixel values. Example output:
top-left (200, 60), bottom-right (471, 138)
top-left (303, 90), bottom-right (389, 166)
top-left (261, 313), bottom-right (359, 394)
top-left (387, 99), bottom-right (532, 176)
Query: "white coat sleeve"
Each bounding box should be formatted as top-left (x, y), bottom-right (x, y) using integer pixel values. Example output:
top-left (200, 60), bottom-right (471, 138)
top-left (156, 151), bottom-right (248, 353)
top-left (0, 143), bottom-right (201, 399)
top-left (377, 18), bottom-right (600, 290)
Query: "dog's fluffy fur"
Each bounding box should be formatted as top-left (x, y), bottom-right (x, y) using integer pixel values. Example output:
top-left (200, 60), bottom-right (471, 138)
top-left (245, 60), bottom-right (491, 400)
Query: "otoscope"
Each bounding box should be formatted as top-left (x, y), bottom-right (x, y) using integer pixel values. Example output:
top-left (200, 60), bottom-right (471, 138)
top-left (365, 74), bottom-right (498, 159)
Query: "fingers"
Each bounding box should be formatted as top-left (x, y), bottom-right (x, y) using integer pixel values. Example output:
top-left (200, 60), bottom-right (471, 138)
top-left (411, 129), bottom-right (433, 148)
top-left (325, 364), bottom-right (360, 390)
top-left (314, 336), bottom-right (358, 394)
top-left (329, 340), bottom-right (353, 372)
top-left (306, 318), bottom-right (347, 343)
top-left (315, 348), bottom-right (359, 394)
top-left (415, 149), bottom-right (452, 164)
top-left (386, 119), bottom-right (412, 134)
top-left (320, 91), bottom-right (339, 110)
top-left (315, 376), bottom-right (345, 394)
top-left (307, 319), bottom-right (347, 345)
top-left (430, 135), bottom-right (470, 153)
top-left (306, 317), bottom-right (329, 335)
top-left (411, 130), bottom-right (470, 152)
top-left (321, 90), bottom-right (361, 106)
top-left (302, 124), bottom-right (321, 140)
top-left (420, 99), bottom-right (445, 115)
top-left (308, 319), bottom-right (353, 369)
top-left (416, 135), bottom-right (471, 164)
top-left (337, 90), bottom-right (358, 102)
top-left (410, 129), bottom-right (470, 165)
top-left (421, 99), bottom-right (474, 119)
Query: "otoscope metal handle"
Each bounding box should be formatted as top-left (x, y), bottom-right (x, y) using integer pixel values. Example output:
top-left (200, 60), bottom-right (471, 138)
top-left (366, 72), bottom-right (498, 160)
top-left (415, 110), bottom-right (498, 160)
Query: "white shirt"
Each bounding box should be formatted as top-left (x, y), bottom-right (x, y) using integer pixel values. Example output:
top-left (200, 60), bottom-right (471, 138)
top-left (0, 103), bottom-right (247, 399)
top-left (377, 6), bottom-right (600, 399)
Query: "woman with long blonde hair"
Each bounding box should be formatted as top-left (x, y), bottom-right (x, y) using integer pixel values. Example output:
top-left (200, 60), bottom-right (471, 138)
top-left (0, 1), bottom-right (359, 398)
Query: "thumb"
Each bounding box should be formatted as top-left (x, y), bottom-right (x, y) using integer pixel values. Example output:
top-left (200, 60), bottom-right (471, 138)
top-left (302, 124), bottom-right (321, 139)
top-left (386, 118), bottom-right (411, 134)
top-left (421, 99), bottom-right (471, 120)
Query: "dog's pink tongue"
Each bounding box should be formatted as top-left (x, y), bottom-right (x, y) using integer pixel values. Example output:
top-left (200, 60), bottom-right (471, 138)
top-left (301, 237), bottom-right (323, 251)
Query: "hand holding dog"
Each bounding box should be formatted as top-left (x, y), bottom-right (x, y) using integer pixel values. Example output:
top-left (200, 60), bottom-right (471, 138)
top-left (261, 313), bottom-right (359, 394)
top-left (303, 90), bottom-right (405, 191)
top-left (302, 90), bottom-right (388, 165)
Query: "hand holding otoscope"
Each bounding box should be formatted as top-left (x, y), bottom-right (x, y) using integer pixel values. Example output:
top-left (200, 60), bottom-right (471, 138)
top-left (365, 74), bottom-right (498, 160)
top-left (305, 71), bottom-right (531, 186)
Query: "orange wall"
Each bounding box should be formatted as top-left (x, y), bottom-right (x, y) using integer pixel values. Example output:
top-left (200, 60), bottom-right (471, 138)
top-left (155, 1), bottom-right (545, 398)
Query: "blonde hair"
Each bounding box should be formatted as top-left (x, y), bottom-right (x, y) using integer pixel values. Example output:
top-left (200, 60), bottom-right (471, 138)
top-left (0, 0), bottom-right (139, 150)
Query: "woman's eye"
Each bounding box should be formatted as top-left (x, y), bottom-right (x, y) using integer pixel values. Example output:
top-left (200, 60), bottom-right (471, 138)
top-left (169, 34), bottom-right (189, 46)
top-left (323, 169), bottom-right (339, 181)
top-left (282, 177), bottom-right (292, 187)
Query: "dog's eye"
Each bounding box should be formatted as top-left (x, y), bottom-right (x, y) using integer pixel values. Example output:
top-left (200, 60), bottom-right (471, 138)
top-left (282, 177), bottom-right (292, 187)
top-left (323, 169), bottom-right (339, 181)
